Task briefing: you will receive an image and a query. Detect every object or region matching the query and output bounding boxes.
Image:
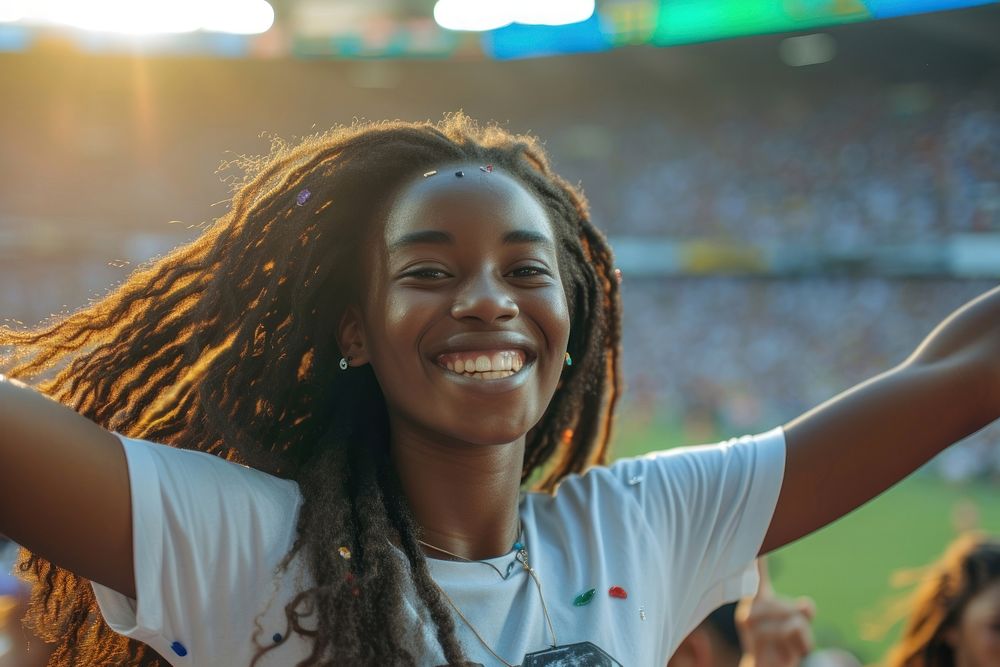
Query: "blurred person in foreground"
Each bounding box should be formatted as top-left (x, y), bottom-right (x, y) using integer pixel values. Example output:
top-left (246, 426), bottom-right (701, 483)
top-left (883, 534), bottom-right (1000, 667)
top-left (669, 560), bottom-right (824, 667)
top-left (0, 536), bottom-right (49, 667)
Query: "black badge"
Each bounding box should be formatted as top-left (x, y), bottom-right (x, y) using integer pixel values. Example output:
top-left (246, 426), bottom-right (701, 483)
top-left (522, 641), bottom-right (623, 666)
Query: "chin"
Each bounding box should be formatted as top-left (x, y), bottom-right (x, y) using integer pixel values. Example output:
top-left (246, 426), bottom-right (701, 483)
top-left (445, 414), bottom-right (534, 447)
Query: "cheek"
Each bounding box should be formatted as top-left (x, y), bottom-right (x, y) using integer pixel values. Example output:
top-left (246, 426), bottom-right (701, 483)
top-left (382, 291), bottom-right (419, 336)
top-left (550, 289), bottom-right (572, 348)
top-left (533, 290), bottom-right (571, 387)
top-left (959, 621), bottom-right (1000, 663)
top-left (379, 288), bottom-right (440, 341)
top-left (980, 626), bottom-right (1000, 652)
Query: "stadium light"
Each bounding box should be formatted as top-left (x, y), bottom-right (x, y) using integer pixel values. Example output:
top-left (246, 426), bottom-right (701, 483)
top-left (514, 0), bottom-right (596, 26)
top-left (433, 0), bottom-right (595, 32)
top-left (433, 0), bottom-right (511, 31)
top-left (0, 0), bottom-right (24, 23)
top-left (201, 0), bottom-right (275, 35)
top-left (0, 0), bottom-right (275, 35)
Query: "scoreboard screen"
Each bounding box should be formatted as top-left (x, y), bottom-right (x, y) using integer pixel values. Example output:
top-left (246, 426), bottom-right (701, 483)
top-left (485, 0), bottom-right (996, 58)
top-left (653, 0), bottom-right (993, 44)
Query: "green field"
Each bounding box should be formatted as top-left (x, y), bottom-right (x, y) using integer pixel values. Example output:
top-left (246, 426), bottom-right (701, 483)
top-left (609, 419), bottom-right (1000, 663)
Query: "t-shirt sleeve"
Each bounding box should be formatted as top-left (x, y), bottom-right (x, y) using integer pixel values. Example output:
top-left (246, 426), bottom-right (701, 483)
top-left (611, 427), bottom-right (785, 639)
top-left (90, 434), bottom-right (301, 663)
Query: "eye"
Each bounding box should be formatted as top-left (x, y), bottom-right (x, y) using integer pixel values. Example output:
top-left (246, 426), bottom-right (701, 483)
top-left (400, 267), bottom-right (450, 280)
top-left (509, 265), bottom-right (552, 279)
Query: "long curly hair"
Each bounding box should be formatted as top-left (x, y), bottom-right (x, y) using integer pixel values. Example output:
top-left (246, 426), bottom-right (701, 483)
top-left (883, 534), bottom-right (1000, 667)
top-left (1, 113), bottom-right (623, 665)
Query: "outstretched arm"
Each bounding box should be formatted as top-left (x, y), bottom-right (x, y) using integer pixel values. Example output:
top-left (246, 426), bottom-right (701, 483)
top-left (0, 376), bottom-right (134, 598)
top-left (761, 284), bottom-right (1000, 554)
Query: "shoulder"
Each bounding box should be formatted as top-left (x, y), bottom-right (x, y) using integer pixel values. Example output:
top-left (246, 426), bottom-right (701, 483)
top-left (117, 431), bottom-right (294, 482)
top-left (526, 428), bottom-right (786, 531)
top-left (622, 427), bottom-right (786, 486)
top-left (92, 436), bottom-right (307, 664)
top-left (551, 427), bottom-right (785, 498)
top-left (114, 433), bottom-right (299, 495)
top-left (113, 433), bottom-right (302, 553)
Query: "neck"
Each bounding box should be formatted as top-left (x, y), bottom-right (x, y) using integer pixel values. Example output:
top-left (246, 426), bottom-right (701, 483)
top-left (390, 424), bottom-right (525, 561)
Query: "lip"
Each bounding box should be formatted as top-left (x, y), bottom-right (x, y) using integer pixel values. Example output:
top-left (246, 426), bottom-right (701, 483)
top-left (427, 332), bottom-right (539, 393)
top-left (428, 332), bottom-right (538, 364)
top-left (431, 357), bottom-right (536, 394)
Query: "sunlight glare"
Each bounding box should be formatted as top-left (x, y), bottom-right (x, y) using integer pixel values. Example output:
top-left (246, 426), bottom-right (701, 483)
top-left (202, 0), bottom-right (275, 35)
top-left (0, 0), bottom-right (275, 35)
top-left (433, 0), bottom-right (595, 31)
top-left (0, 0), bottom-right (25, 23)
top-left (433, 0), bottom-right (512, 32)
top-left (509, 0), bottom-right (595, 26)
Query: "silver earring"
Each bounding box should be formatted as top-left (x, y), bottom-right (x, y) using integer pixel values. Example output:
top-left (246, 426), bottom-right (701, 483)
top-left (339, 357), bottom-right (349, 371)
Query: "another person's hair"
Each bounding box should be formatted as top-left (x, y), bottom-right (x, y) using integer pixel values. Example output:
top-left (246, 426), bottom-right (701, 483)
top-left (1, 114), bottom-right (623, 665)
top-left (884, 534), bottom-right (1000, 667)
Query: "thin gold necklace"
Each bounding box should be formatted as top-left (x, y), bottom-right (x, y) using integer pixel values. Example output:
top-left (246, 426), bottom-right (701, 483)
top-left (417, 520), bottom-right (523, 580)
top-left (423, 532), bottom-right (558, 667)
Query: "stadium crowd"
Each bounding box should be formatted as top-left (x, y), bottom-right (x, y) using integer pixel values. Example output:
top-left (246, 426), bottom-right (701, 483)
top-left (618, 276), bottom-right (1000, 479)
top-left (547, 80), bottom-right (1000, 244)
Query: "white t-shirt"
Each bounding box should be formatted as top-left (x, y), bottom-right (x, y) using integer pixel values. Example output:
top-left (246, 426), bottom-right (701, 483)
top-left (92, 428), bottom-right (785, 666)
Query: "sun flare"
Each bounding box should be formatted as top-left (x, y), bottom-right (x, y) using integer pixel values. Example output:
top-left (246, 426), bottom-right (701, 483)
top-left (0, 0), bottom-right (275, 35)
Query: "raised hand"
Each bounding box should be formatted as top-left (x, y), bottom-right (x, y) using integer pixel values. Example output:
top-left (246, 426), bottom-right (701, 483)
top-left (735, 560), bottom-right (816, 667)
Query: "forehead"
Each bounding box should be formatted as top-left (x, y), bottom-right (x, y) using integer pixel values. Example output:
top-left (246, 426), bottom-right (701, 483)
top-left (383, 165), bottom-right (554, 243)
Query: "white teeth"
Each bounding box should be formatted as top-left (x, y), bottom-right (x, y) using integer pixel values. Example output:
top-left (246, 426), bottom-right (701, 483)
top-left (466, 370), bottom-right (515, 381)
top-left (491, 351), bottom-right (512, 371)
top-left (437, 350), bottom-right (527, 379)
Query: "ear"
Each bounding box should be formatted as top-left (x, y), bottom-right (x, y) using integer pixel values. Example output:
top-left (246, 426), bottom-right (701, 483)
top-left (669, 628), bottom-right (714, 667)
top-left (337, 305), bottom-right (369, 367)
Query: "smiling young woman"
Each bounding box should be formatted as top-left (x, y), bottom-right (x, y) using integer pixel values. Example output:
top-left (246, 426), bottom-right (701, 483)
top-left (0, 114), bottom-right (998, 666)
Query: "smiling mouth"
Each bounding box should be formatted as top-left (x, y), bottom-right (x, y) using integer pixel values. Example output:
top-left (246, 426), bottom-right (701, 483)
top-left (435, 349), bottom-right (528, 380)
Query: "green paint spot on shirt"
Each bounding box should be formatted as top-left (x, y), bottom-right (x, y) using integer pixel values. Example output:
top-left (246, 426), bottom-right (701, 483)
top-left (574, 588), bottom-right (597, 606)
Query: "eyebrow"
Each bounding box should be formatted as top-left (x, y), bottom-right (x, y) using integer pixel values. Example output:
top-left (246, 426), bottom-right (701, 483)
top-left (388, 229), bottom-right (554, 253)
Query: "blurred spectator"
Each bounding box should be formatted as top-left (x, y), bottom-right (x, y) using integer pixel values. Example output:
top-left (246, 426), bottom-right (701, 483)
top-left (669, 561), bottom-right (820, 667)
top-left (735, 567), bottom-right (816, 667)
top-left (669, 602), bottom-right (744, 667)
top-left (881, 534), bottom-right (1000, 667)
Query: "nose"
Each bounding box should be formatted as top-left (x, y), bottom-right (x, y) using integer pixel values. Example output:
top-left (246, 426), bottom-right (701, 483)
top-left (450, 270), bottom-right (519, 324)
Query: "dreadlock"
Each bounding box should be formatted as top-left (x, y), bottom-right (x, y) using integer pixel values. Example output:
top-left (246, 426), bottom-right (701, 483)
top-left (1, 113), bottom-right (623, 665)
